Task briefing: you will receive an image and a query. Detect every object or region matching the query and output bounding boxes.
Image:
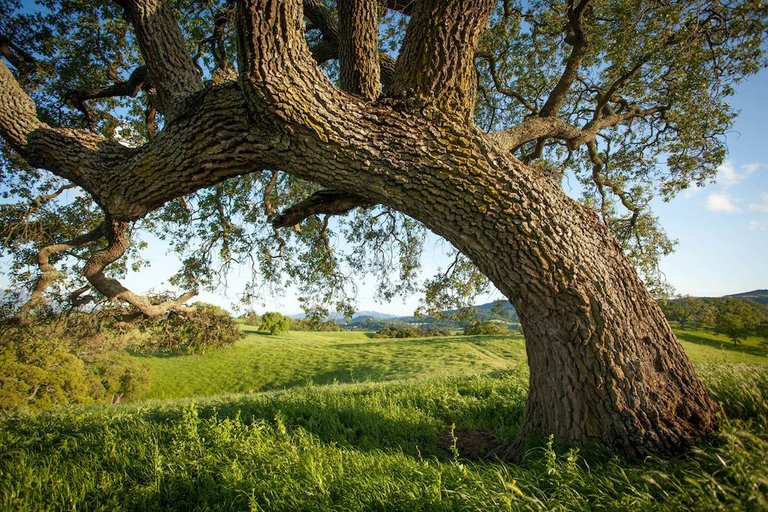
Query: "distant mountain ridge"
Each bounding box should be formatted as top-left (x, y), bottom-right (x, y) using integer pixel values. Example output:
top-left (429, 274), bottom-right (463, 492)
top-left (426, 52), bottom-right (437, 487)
top-left (726, 289), bottom-right (768, 305)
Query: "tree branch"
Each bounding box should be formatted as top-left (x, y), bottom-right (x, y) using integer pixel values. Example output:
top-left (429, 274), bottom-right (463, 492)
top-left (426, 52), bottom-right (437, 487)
top-left (0, 33), bottom-right (36, 76)
top-left (65, 66), bottom-right (149, 129)
top-left (82, 218), bottom-right (196, 316)
top-left (115, 0), bottom-right (203, 117)
top-left (389, 0), bottom-right (495, 119)
top-left (538, 0), bottom-right (591, 117)
top-left (18, 222), bottom-right (107, 323)
top-left (272, 190), bottom-right (372, 228)
top-left (338, 0), bottom-right (381, 99)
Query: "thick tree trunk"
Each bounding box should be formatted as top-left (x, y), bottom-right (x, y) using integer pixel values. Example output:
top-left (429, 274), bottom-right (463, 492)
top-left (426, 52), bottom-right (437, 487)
top-left (0, 0), bottom-right (719, 459)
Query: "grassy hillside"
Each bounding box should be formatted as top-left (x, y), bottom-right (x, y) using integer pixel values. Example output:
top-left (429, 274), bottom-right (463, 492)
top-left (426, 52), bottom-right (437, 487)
top-left (133, 326), bottom-right (766, 401)
top-left (1, 329), bottom-right (767, 510)
top-left (134, 328), bottom-right (528, 400)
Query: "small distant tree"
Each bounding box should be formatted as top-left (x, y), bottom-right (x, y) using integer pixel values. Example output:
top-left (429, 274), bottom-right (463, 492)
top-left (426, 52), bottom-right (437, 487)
top-left (661, 296), bottom-right (709, 329)
top-left (713, 298), bottom-right (765, 345)
top-left (241, 311), bottom-right (261, 326)
top-left (259, 312), bottom-right (292, 335)
top-left (464, 320), bottom-right (510, 336)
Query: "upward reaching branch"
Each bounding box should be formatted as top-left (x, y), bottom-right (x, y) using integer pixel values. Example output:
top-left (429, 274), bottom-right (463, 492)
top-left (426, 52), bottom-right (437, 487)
top-left (389, 0), bottom-right (495, 120)
top-left (338, 0), bottom-right (381, 99)
top-left (115, 0), bottom-right (203, 116)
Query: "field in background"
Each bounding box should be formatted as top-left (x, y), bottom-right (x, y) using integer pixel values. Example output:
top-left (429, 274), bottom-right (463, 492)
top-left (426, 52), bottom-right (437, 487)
top-left (1, 327), bottom-right (767, 510)
top-left (133, 326), bottom-right (766, 401)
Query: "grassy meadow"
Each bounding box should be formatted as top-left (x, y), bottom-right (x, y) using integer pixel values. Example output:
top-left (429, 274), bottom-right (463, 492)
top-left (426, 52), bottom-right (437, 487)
top-left (1, 326), bottom-right (767, 510)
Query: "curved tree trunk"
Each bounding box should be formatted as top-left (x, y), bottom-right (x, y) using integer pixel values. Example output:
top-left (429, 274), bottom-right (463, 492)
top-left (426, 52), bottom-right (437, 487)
top-left (0, 0), bottom-right (719, 459)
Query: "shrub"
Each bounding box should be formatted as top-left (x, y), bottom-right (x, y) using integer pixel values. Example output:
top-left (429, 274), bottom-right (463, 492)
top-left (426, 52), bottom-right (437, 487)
top-left (0, 325), bottom-right (91, 410)
top-left (259, 312), bottom-right (292, 335)
top-left (463, 320), bottom-right (510, 335)
top-left (138, 302), bottom-right (243, 354)
top-left (240, 310), bottom-right (261, 326)
top-left (372, 325), bottom-right (453, 338)
top-left (83, 352), bottom-right (151, 404)
top-left (290, 318), bottom-right (340, 331)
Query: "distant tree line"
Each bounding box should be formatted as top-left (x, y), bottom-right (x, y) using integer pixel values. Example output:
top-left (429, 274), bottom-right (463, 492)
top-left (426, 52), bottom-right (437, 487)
top-left (660, 296), bottom-right (768, 345)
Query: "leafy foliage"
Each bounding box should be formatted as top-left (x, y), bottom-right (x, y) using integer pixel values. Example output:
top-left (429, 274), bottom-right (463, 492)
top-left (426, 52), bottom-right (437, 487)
top-left (372, 325), bottom-right (453, 339)
top-left (258, 311), bottom-right (292, 335)
top-left (463, 320), bottom-right (511, 336)
top-left (0, 0), bottom-right (766, 316)
top-left (0, 322), bottom-right (150, 410)
top-left (135, 302), bottom-right (243, 354)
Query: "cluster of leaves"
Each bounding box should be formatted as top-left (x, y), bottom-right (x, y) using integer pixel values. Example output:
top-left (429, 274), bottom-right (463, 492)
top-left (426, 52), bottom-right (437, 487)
top-left (463, 320), bottom-right (512, 336)
top-left (133, 303), bottom-right (243, 354)
top-left (0, 321), bottom-right (149, 410)
top-left (661, 295), bottom-right (767, 344)
top-left (1, 0), bottom-right (767, 321)
top-left (372, 325), bottom-right (453, 339)
top-left (257, 311), bottom-right (292, 335)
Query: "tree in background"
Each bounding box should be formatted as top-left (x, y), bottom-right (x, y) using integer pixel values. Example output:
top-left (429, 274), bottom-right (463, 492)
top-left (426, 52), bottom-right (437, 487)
top-left (712, 298), bottom-right (765, 345)
top-left (661, 295), bottom-right (716, 329)
top-left (2, 0), bottom-right (766, 458)
top-left (258, 312), bottom-right (292, 335)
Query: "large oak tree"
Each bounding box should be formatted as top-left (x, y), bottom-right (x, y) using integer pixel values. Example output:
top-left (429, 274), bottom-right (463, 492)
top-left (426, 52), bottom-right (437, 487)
top-left (1, 0), bottom-right (766, 458)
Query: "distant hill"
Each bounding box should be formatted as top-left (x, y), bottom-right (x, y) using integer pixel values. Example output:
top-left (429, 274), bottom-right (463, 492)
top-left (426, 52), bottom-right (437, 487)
top-left (342, 300), bottom-right (518, 329)
top-left (727, 289), bottom-right (768, 305)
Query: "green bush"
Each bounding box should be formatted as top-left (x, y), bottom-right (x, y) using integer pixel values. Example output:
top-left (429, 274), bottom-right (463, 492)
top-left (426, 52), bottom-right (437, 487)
top-left (137, 302), bottom-right (243, 354)
top-left (372, 325), bottom-right (453, 338)
top-left (0, 325), bottom-right (91, 410)
top-left (258, 312), bottom-right (292, 335)
top-left (84, 352), bottom-right (151, 404)
top-left (463, 320), bottom-right (510, 335)
top-left (290, 318), bottom-right (340, 332)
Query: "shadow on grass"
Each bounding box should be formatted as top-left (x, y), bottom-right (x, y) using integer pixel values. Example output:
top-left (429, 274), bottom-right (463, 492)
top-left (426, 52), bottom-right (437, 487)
top-left (337, 334), bottom-right (521, 350)
top-left (676, 330), bottom-right (768, 358)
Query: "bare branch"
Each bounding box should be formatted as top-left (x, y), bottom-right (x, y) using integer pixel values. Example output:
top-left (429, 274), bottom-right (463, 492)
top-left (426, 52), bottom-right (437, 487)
top-left (475, 51), bottom-right (538, 113)
top-left (18, 222), bottom-right (107, 323)
top-left (539, 0), bottom-right (591, 117)
top-left (272, 190), bottom-right (372, 228)
top-left (82, 218), bottom-right (196, 316)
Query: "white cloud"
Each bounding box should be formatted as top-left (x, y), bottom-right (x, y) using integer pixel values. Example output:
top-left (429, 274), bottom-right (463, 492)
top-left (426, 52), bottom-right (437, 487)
top-left (749, 220), bottom-right (768, 230)
top-left (706, 193), bottom-right (741, 214)
top-left (715, 161), bottom-right (763, 188)
top-left (748, 193), bottom-right (768, 214)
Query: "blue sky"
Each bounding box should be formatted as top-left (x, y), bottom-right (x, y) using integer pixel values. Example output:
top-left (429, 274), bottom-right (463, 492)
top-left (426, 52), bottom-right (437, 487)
top-left (651, 68), bottom-right (768, 297)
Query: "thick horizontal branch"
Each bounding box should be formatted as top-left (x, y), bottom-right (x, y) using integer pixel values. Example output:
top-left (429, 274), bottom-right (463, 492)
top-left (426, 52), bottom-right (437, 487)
top-left (272, 190), bottom-right (372, 228)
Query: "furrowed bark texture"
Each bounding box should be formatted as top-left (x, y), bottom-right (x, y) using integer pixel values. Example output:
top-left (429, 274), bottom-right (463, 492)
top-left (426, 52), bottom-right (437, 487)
top-left (0, 0), bottom-right (719, 458)
top-left (338, 0), bottom-right (381, 99)
top-left (389, 0), bottom-right (495, 120)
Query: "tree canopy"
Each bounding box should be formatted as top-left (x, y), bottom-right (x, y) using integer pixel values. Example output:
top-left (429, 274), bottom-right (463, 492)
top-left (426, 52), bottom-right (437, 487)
top-left (1, 0), bottom-right (765, 318)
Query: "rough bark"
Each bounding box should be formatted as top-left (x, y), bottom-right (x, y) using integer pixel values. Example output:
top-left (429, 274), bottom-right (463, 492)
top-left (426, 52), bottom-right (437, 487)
top-left (116, 0), bottom-right (203, 116)
top-left (338, 0), bottom-right (381, 99)
top-left (389, 0), bottom-right (495, 120)
top-left (0, 0), bottom-right (719, 459)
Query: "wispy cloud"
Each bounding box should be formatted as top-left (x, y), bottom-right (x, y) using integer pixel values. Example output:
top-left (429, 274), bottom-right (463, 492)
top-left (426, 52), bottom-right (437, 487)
top-left (748, 193), bottom-right (768, 214)
top-left (749, 220), bottom-right (768, 230)
top-left (715, 161), bottom-right (763, 188)
top-left (706, 193), bottom-right (741, 214)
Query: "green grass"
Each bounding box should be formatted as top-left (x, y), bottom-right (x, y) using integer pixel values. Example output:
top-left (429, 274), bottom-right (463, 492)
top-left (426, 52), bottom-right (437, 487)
top-left (134, 328), bottom-right (528, 400)
top-left (1, 328), bottom-right (767, 510)
top-left (133, 327), bottom-right (766, 401)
